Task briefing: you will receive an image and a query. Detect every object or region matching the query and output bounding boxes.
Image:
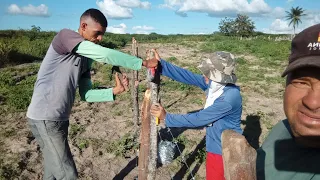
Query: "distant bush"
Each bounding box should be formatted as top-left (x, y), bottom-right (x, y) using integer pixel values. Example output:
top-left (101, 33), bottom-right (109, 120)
top-left (0, 40), bottom-right (14, 67)
top-left (219, 14), bottom-right (255, 37)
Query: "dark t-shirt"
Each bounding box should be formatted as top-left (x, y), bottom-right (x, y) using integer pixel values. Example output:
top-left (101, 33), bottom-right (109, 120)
top-left (256, 120), bottom-right (320, 180)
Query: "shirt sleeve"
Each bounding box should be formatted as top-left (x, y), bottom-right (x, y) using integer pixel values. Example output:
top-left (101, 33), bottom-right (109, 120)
top-left (78, 69), bottom-right (115, 102)
top-left (160, 59), bottom-right (208, 91)
top-left (165, 97), bottom-right (232, 127)
top-left (75, 41), bottom-right (142, 71)
top-left (52, 29), bottom-right (84, 54)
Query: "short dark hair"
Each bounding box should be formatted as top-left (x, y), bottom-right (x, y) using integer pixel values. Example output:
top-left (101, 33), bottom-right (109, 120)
top-left (81, 8), bottom-right (108, 27)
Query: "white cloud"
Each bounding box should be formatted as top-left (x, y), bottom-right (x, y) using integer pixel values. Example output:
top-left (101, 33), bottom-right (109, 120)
top-left (159, 0), bottom-right (283, 18)
top-left (270, 7), bottom-right (286, 19)
top-left (263, 13), bottom-right (320, 34)
top-left (97, 0), bottom-right (133, 19)
top-left (180, 31), bottom-right (211, 34)
top-left (296, 13), bottom-right (320, 34)
top-left (158, 4), bottom-right (175, 10)
top-left (132, 25), bottom-right (155, 34)
top-left (304, 12), bottom-right (320, 27)
top-left (197, 32), bottom-right (208, 34)
top-left (135, 31), bottom-right (150, 34)
top-left (97, 0), bottom-right (152, 20)
top-left (116, 0), bottom-right (151, 9)
top-left (7, 4), bottom-right (50, 17)
top-left (161, 0), bottom-right (184, 8)
top-left (175, 11), bottom-right (188, 17)
top-left (263, 19), bottom-right (292, 34)
top-left (132, 25), bottom-right (155, 31)
top-left (287, 0), bottom-right (294, 3)
top-left (107, 23), bottom-right (127, 34)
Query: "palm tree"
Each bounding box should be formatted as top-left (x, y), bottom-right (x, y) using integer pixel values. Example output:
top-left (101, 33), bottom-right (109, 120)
top-left (286, 6), bottom-right (306, 35)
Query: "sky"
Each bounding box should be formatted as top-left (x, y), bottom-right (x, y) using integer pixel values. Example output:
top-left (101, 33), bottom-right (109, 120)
top-left (0, 0), bottom-right (319, 35)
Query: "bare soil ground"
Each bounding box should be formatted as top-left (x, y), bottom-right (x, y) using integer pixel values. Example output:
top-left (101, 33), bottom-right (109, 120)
top-left (0, 42), bottom-right (286, 180)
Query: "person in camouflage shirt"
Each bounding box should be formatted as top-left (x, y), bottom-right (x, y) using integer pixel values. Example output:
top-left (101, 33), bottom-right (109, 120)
top-left (150, 50), bottom-right (242, 180)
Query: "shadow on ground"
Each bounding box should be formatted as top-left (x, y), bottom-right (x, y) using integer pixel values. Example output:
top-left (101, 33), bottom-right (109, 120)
top-left (241, 114), bottom-right (262, 149)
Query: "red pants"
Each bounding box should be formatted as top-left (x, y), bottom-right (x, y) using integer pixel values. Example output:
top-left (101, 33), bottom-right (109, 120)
top-left (206, 152), bottom-right (225, 180)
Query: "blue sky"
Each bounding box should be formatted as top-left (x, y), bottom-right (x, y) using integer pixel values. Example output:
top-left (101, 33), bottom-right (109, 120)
top-left (0, 0), bottom-right (319, 35)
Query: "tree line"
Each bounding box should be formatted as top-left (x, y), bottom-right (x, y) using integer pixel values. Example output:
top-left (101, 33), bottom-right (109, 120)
top-left (218, 6), bottom-right (306, 37)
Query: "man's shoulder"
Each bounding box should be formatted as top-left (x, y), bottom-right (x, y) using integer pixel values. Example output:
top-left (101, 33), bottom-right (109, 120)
top-left (56, 28), bottom-right (81, 38)
top-left (58, 28), bottom-right (76, 34)
top-left (261, 120), bottom-right (292, 147)
top-left (269, 119), bottom-right (290, 134)
top-left (257, 120), bottom-right (320, 180)
top-left (223, 84), bottom-right (240, 94)
top-left (220, 85), bottom-right (241, 104)
top-left (52, 29), bottom-right (84, 54)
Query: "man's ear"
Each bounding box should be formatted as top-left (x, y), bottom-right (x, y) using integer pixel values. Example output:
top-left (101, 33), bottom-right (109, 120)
top-left (80, 22), bottom-right (87, 31)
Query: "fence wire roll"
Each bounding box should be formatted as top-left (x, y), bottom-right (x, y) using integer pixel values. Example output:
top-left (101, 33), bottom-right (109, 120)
top-left (157, 126), bottom-right (196, 180)
top-left (158, 140), bottom-right (176, 165)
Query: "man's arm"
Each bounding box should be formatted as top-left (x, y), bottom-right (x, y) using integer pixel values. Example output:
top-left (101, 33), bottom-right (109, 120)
top-left (160, 59), bottom-right (208, 91)
top-left (78, 71), bottom-right (115, 102)
top-left (75, 41), bottom-right (143, 71)
top-left (54, 29), bottom-right (157, 69)
top-left (165, 98), bottom-right (232, 127)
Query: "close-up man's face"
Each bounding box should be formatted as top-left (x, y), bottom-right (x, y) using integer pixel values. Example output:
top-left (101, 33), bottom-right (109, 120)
top-left (81, 18), bottom-right (106, 44)
top-left (284, 66), bottom-right (320, 147)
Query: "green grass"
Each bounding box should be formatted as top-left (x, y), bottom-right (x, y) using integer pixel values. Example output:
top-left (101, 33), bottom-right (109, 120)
top-left (195, 147), bottom-right (206, 162)
top-left (256, 110), bottom-right (274, 131)
top-left (0, 64), bottom-right (39, 114)
top-left (69, 124), bottom-right (86, 139)
top-left (1, 129), bottom-right (17, 138)
top-left (114, 109), bottom-right (124, 116)
top-left (190, 98), bottom-right (204, 106)
top-left (77, 139), bottom-right (89, 150)
top-left (161, 79), bottom-right (195, 93)
top-left (0, 155), bottom-right (20, 180)
top-left (0, 165), bottom-right (19, 180)
top-left (105, 133), bottom-right (139, 157)
top-left (167, 56), bottom-right (178, 62)
top-left (173, 134), bottom-right (188, 145)
top-left (0, 30), bottom-right (290, 108)
top-left (200, 37), bottom-right (290, 61)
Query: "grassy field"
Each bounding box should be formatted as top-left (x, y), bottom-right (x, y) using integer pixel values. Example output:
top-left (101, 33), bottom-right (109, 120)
top-left (0, 30), bottom-right (290, 179)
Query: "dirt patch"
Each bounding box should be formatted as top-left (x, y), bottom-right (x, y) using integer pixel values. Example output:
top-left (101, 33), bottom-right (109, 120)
top-left (241, 91), bottom-right (286, 147)
top-left (236, 54), bottom-right (258, 63)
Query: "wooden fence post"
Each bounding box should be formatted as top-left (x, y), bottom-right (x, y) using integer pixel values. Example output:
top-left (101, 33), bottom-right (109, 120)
top-left (131, 37), bottom-right (139, 132)
top-left (138, 89), bottom-right (151, 180)
top-left (147, 50), bottom-right (159, 180)
top-left (138, 49), bottom-right (160, 180)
